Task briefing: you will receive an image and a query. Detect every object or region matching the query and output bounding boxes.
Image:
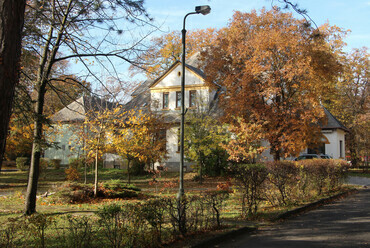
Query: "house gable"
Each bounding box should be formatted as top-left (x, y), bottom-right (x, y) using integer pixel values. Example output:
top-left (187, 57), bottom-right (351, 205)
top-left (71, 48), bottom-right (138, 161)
top-left (150, 62), bottom-right (207, 92)
top-left (149, 61), bottom-right (212, 112)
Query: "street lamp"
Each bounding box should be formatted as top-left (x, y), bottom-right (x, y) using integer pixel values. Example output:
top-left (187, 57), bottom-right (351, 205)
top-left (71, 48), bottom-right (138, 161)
top-left (178, 5), bottom-right (211, 200)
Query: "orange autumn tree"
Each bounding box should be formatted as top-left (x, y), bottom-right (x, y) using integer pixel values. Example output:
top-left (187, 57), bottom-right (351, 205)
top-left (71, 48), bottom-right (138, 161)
top-left (222, 117), bottom-right (266, 163)
top-left (110, 109), bottom-right (167, 184)
top-left (203, 8), bottom-right (344, 160)
top-left (130, 28), bottom-right (218, 79)
top-left (84, 107), bottom-right (121, 196)
top-left (326, 47), bottom-right (369, 166)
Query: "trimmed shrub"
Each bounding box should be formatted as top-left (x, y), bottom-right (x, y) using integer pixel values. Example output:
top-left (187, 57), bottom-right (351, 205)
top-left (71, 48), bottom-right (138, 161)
top-left (202, 190), bottom-right (230, 227)
top-left (16, 157), bottom-right (29, 171)
top-left (140, 198), bottom-right (167, 245)
top-left (298, 159), bottom-right (348, 195)
top-left (228, 163), bottom-right (268, 217)
top-left (326, 159), bottom-right (349, 190)
top-left (266, 161), bottom-right (298, 205)
top-left (55, 215), bottom-right (94, 248)
top-left (24, 214), bottom-right (53, 248)
top-left (0, 217), bottom-right (25, 247)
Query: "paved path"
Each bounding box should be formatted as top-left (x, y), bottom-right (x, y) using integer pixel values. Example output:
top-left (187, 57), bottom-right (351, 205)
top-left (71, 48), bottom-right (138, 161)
top-left (215, 180), bottom-right (370, 248)
top-left (346, 176), bottom-right (370, 187)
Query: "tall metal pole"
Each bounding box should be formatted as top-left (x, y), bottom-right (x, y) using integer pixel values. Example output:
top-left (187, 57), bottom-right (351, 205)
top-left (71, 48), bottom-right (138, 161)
top-left (177, 11), bottom-right (196, 201)
top-left (177, 11), bottom-right (196, 235)
top-left (177, 6), bottom-right (210, 234)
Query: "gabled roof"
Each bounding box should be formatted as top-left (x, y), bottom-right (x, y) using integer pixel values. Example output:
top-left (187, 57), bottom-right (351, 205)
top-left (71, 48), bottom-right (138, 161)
top-left (148, 60), bottom-right (208, 89)
top-left (321, 107), bottom-right (348, 131)
top-left (148, 52), bottom-right (208, 89)
top-left (131, 79), bottom-right (154, 97)
top-left (51, 95), bottom-right (118, 122)
top-left (123, 91), bottom-right (150, 113)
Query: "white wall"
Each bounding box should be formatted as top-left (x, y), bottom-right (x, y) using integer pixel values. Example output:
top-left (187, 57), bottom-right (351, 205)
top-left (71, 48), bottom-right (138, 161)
top-left (151, 89), bottom-right (210, 111)
top-left (44, 124), bottom-right (83, 165)
top-left (166, 126), bottom-right (180, 163)
top-left (258, 129), bottom-right (346, 161)
top-left (323, 129), bottom-right (346, 159)
top-left (155, 64), bottom-right (203, 88)
top-left (150, 64), bottom-right (209, 111)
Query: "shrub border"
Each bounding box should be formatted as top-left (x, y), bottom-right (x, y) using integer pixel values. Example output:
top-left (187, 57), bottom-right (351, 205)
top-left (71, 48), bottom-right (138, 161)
top-left (190, 188), bottom-right (358, 248)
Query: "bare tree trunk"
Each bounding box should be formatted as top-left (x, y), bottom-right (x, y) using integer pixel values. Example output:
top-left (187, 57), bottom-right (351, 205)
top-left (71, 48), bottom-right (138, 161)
top-left (94, 131), bottom-right (101, 197)
top-left (83, 124), bottom-right (87, 184)
top-left (127, 159), bottom-right (131, 184)
top-left (0, 0), bottom-right (26, 171)
top-left (94, 147), bottom-right (99, 197)
top-left (24, 82), bottom-right (46, 215)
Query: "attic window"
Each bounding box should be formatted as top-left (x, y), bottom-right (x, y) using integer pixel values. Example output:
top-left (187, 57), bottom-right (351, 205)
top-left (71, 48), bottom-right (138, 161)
top-left (178, 71), bottom-right (181, 77)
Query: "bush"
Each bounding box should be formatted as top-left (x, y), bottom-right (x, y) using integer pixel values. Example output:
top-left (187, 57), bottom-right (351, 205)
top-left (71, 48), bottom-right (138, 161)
top-left (297, 159), bottom-right (349, 196)
top-left (326, 159), bottom-right (349, 190)
top-left (55, 215), bottom-right (94, 248)
top-left (50, 159), bottom-right (62, 169)
top-left (65, 167), bottom-right (80, 181)
top-left (266, 161), bottom-right (298, 205)
top-left (229, 163), bottom-right (267, 217)
top-left (202, 190), bottom-right (230, 227)
top-left (101, 180), bottom-right (141, 199)
top-left (24, 214), bottom-right (54, 248)
top-left (68, 157), bottom-right (84, 169)
top-left (54, 182), bottom-right (94, 203)
top-left (103, 179), bottom-right (141, 192)
top-left (0, 217), bottom-right (25, 247)
top-left (96, 204), bottom-right (147, 247)
top-left (16, 157), bottom-right (29, 171)
top-left (140, 198), bottom-right (167, 245)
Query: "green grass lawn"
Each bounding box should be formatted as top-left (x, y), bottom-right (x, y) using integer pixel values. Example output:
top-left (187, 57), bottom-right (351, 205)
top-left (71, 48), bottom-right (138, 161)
top-left (347, 168), bottom-right (370, 178)
top-left (0, 166), bottom-right (353, 221)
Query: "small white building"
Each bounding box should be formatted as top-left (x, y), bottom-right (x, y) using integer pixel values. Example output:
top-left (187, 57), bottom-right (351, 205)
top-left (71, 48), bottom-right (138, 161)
top-left (44, 96), bottom-right (118, 165)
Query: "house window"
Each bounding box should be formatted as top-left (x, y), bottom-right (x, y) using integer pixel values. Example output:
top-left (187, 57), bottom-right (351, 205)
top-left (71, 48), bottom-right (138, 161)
top-left (189, 90), bottom-right (196, 107)
top-left (176, 91), bottom-right (181, 108)
top-left (340, 140), bottom-right (343, 158)
top-left (163, 92), bottom-right (169, 109)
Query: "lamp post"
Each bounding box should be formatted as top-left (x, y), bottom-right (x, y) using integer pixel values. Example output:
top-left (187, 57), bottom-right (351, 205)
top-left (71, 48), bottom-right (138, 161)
top-left (177, 4), bottom-right (211, 206)
top-left (177, 4), bottom-right (211, 234)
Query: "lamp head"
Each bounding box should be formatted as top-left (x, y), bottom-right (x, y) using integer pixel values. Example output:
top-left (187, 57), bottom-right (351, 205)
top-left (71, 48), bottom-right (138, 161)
top-left (195, 5), bottom-right (211, 15)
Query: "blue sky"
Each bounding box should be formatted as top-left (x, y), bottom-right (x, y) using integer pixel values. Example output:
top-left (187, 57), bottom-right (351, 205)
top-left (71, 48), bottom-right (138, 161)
top-left (146, 0), bottom-right (370, 51)
top-left (82, 0), bottom-right (368, 96)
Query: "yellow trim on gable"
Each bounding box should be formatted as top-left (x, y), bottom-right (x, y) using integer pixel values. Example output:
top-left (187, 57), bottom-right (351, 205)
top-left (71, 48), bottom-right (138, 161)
top-left (151, 85), bottom-right (209, 93)
top-left (150, 62), bottom-right (207, 89)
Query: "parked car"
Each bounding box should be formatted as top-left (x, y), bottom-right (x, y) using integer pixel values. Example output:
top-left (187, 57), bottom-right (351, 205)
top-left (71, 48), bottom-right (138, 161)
top-left (294, 154), bottom-right (320, 161)
top-left (319, 154), bottom-right (333, 159)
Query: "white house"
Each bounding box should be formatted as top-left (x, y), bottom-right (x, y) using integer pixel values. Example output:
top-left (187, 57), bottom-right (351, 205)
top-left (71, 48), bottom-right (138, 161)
top-left (44, 96), bottom-right (118, 165)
